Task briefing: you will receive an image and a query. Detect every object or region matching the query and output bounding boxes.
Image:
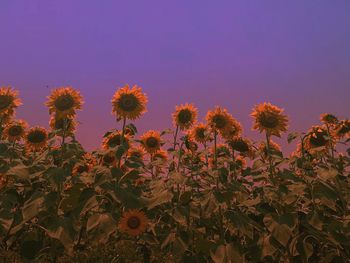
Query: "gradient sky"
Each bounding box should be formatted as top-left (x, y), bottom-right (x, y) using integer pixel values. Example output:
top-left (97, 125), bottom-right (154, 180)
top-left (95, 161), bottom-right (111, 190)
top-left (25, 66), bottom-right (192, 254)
top-left (1, 1), bottom-right (349, 151)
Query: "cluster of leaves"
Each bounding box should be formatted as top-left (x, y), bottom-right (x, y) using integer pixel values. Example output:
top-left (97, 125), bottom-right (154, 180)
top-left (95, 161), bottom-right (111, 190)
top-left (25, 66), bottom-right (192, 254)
top-left (0, 125), bottom-right (349, 263)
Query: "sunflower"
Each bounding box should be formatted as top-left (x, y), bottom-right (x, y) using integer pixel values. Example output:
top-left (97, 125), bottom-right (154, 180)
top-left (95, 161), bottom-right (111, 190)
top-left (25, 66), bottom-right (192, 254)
top-left (153, 149), bottom-right (168, 162)
top-left (118, 210), bottom-right (148, 236)
top-left (212, 144), bottom-right (231, 158)
top-left (228, 137), bottom-right (254, 157)
top-left (206, 107), bottom-right (234, 134)
top-left (25, 127), bottom-right (48, 151)
top-left (140, 130), bottom-right (161, 154)
top-left (128, 147), bottom-right (145, 160)
top-left (259, 140), bottom-right (281, 157)
top-left (235, 155), bottom-right (247, 169)
top-left (188, 123), bottom-right (211, 144)
top-left (111, 85), bottom-right (148, 120)
top-left (101, 151), bottom-right (117, 166)
top-left (0, 87), bottom-right (22, 117)
top-left (3, 120), bottom-right (28, 142)
top-left (45, 87), bottom-right (83, 118)
top-left (49, 116), bottom-right (77, 135)
top-left (334, 120), bottom-right (350, 139)
top-left (251, 102), bottom-right (288, 137)
top-left (102, 131), bottom-right (130, 150)
top-left (172, 103), bottom-right (198, 130)
top-left (320, 113), bottom-right (338, 126)
top-left (221, 118), bottom-right (242, 140)
top-left (304, 126), bottom-right (331, 151)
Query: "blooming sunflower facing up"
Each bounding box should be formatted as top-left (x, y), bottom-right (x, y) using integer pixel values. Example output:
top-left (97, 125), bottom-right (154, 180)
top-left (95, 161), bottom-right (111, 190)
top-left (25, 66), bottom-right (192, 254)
top-left (118, 210), bottom-right (148, 236)
top-left (0, 87), bottom-right (22, 117)
top-left (102, 131), bottom-right (130, 150)
top-left (140, 130), bottom-right (161, 154)
top-left (49, 116), bottom-right (77, 136)
top-left (206, 106), bottom-right (234, 134)
top-left (188, 123), bottom-right (211, 144)
top-left (111, 84), bottom-right (148, 121)
top-left (251, 102), bottom-right (288, 137)
top-left (46, 87), bottom-right (83, 118)
top-left (172, 103), bottom-right (198, 130)
top-left (25, 127), bottom-right (48, 151)
top-left (3, 120), bottom-right (28, 142)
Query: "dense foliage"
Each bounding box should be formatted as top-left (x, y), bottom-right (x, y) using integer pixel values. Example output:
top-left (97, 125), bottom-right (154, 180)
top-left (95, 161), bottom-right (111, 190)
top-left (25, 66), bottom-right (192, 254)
top-left (0, 86), bottom-right (349, 262)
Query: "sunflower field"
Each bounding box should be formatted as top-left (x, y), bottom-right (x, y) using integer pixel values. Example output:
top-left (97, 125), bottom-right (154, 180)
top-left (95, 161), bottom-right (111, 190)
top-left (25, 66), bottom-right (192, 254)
top-left (0, 86), bottom-right (349, 263)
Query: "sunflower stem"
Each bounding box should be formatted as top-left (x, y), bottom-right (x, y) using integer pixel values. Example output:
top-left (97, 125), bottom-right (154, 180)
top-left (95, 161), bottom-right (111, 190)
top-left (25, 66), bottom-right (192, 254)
top-left (214, 129), bottom-right (218, 169)
top-left (265, 132), bottom-right (275, 181)
top-left (118, 117), bottom-right (127, 168)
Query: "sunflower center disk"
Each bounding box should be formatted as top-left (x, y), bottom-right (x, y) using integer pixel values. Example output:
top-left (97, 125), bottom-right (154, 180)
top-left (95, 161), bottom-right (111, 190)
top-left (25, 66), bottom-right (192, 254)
top-left (178, 110), bottom-right (192, 124)
top-left (119, 95), bottom-right (138, 112)
top-left (310, 132), bottom-right (327, 147)
top-left (108, 135), bottom-right (122, 148)
top-left (27, 131), bottom-right (46, 143)
top-left (9, 126), bottom-right (23, 136)
top-left (54, 95), bottom-right (75, 111)
top-left (127, 216), bottom-right (141, 229)
top-left (146, 137), bottom-right (158, 148)
top-left (260, 113), bottom-right (279, 128)
top-left (213, 115), bottom-right (227, 129)
top-left (0, 96), bottom-right (13, 110)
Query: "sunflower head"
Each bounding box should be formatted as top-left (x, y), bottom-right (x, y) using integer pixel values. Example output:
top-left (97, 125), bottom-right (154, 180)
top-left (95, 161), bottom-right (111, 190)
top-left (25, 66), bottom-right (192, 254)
top-left (221, 118), bottom-right (242, 140)
top-left (111, 85), bottom-right (148, 121)
top-left (228, 137), bottom-right (254, 157)
top-left (0, 87), bottom-right (22, 117)
top-left (235, 155), bottom-right (247, 169)
top-left (188, 123), bottom-right (211, 144)
top-left (118, 210), bottom-right (148, 236)
top-left (320, 113), bottom-right (338, 126)
top-left (25, 127), bottom-right (48, 151)
top-left (335, 120), bottom-right (350, 139)
top-left (153, 149), bottom-right (168, 163)
top-left (140, 130), bottom-right (161, 154)
top-left (3, 120), bottom-right (28, 142)
top-left (102, 131), bottom-right (130, 150)
top-left (172, 103), bottom-right (198, 130)
top-left (305, 126), bottom-right (331, 151)
top-left (49, 116), bottom-right (77, 136)
top-left (46, 87), bottom-right (83, 118)
top-left (251, 102), bottom-right (288, 137)
top-left (213, 144), bottom-right (231, 158)
top-left (128, 147), bottom-right (145, 160)
top-left (259, 140), bottom-right (281, 157)
top-left (206, 107), bottom-right (233, 133)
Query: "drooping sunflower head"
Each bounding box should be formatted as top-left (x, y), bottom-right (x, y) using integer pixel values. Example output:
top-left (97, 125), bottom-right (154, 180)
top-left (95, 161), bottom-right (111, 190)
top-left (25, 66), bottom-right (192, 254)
top-left (3, 120), bottom-right (28, 142)
top-left (153, 149), bottom-right (168, 163)
top-left (140, 130), bottom-right (161, 154)
top-left (228, 137), bottom-right (254, 157)
top-left (172, 103), bottom-right (198, 130)
top-left (251, 102), bottom-right (288, 137)
top-left (128, 147), bottom-right (145, 160)
top-left (111, 85), bottom-right (148, 120)
top-left (220, 118), bottom-right (242, 140)
top-left (102, 131), bottom-right (130, 150)
top-left (118, 210), bottom-right (148, 236)
top-left (259, 140), bottom-right (282, 157)
top-left (0, 87), bottom-right (22, 117)
top-left (235, 155), bottom-right (247, 169)
top-left (305, 126), bottom-right (331, 150)
top-left (206, 106), bottom-right (234, 133)
top-left (101, 151), bottom-right (117, 166)
top-left (49, 116), bottom-right (77, 136)
top-left (188, 123), bottom-right (211, 144)
top-left (25, 127), bottom-right (48, 151)
top-left (46, 87), bottom-right (83, 117)
top-left (334, 120), bottom-right (350, 139)
top-left (320, 113), bottom-right (338, 126)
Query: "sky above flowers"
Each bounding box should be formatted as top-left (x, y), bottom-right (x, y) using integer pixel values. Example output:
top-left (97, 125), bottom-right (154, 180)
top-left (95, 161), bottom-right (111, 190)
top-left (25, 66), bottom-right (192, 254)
top-left (0, 1), bottom-right (349, 151)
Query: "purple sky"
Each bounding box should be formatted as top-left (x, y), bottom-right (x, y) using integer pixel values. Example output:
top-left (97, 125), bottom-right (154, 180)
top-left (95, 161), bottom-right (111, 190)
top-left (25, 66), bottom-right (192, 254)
top-left (1, 1), bottom-right (349, 151)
